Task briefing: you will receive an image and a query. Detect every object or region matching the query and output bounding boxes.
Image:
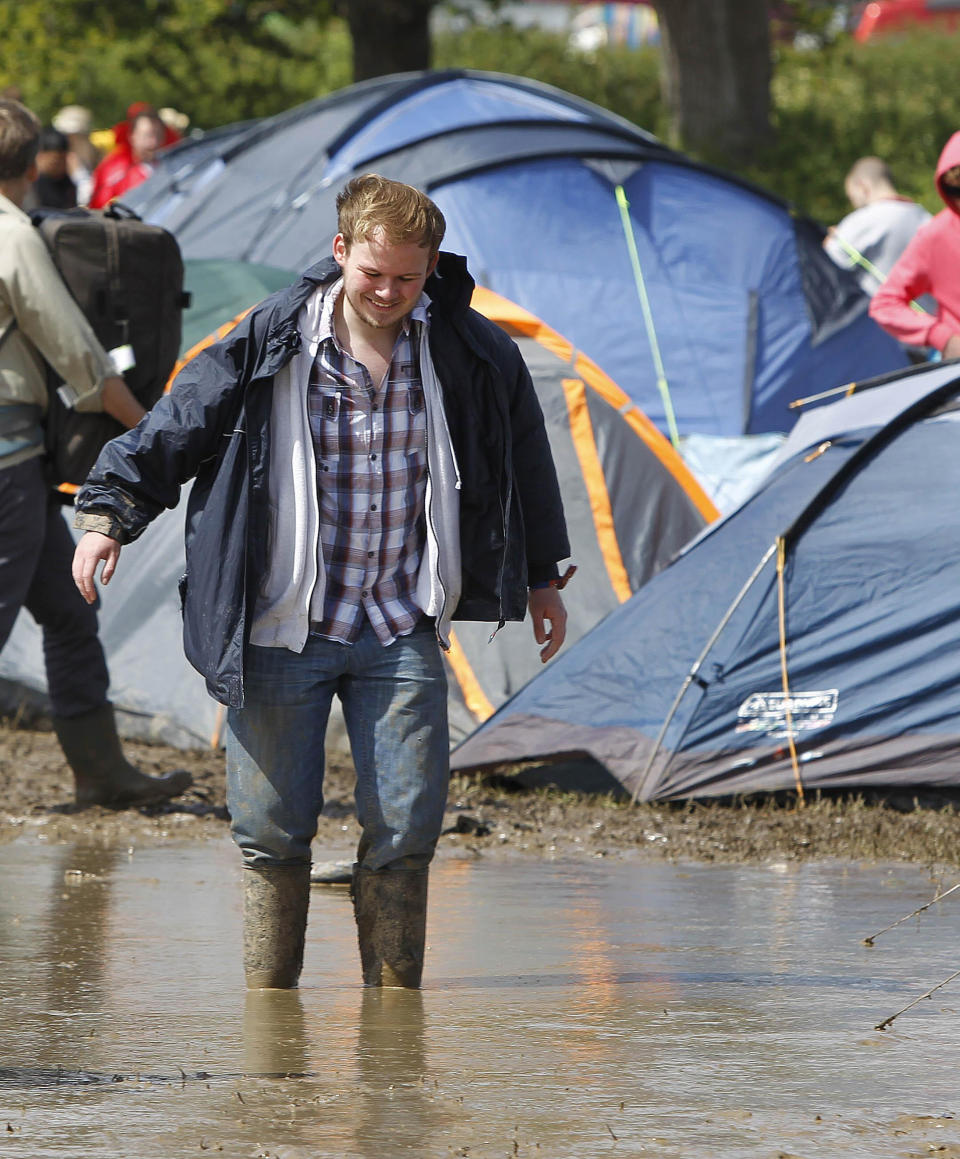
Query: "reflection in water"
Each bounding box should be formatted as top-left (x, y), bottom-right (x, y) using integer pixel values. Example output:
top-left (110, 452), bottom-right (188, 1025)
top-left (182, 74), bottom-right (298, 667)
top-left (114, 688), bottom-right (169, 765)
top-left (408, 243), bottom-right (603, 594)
top-left (355, 988), bottom-right (443, 1158)
top-left (44, 845), bottom-right (122, 999)
top-left (243, 989), bottom-right (309, 1077)
top-left (1, 847), bottom-right (960, 1159)
top-left (41, 845), bottom-right (123, 1079)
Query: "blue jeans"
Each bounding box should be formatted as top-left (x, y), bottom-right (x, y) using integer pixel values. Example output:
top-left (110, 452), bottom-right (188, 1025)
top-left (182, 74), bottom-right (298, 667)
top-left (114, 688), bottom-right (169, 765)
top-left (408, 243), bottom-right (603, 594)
top-left (226, 619), bottom-right (449, 871)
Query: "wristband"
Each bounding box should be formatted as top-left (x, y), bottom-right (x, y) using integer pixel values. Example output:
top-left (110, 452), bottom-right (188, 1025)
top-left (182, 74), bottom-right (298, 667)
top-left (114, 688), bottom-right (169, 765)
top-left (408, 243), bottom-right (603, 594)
top-left (528, 564), bottom-right (577, 592)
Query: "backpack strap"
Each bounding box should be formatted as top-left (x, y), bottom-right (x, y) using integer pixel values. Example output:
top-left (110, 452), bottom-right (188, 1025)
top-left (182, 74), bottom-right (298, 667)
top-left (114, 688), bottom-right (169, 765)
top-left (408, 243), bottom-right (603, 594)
top-left (103, 213), bottom-right (128, 345)
top-left (0, 315), bottom-right (18, 355)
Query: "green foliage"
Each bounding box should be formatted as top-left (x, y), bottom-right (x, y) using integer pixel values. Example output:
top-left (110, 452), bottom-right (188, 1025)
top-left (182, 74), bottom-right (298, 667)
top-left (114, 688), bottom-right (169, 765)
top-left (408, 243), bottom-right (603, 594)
top-left (1, 2), bottom-right (956, 230)
top-left (433, 23), bottom-right (666, 137)
top-left (0, 0), bottom-right (351, 129)
top-left (751, 30), bottom-right (960, 222)
top-left (438, 22), bottom-right (960, 225)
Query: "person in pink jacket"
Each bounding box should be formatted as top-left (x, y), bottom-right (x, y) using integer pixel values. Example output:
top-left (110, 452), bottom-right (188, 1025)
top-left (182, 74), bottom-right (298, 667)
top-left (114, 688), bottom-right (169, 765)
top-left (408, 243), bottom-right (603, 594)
top-left (870, 131), bottom-right (960, 360)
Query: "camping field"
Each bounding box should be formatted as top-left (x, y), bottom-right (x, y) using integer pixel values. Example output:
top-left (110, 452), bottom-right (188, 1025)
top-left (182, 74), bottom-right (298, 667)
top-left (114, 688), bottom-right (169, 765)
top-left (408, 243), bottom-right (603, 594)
top-left (3, 718), bottom-right (960, 868)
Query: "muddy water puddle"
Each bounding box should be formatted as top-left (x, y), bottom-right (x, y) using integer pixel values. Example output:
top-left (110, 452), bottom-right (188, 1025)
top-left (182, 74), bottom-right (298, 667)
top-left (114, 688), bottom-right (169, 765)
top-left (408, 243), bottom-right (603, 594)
top-left (1, 841), bottom-right (959, 1158)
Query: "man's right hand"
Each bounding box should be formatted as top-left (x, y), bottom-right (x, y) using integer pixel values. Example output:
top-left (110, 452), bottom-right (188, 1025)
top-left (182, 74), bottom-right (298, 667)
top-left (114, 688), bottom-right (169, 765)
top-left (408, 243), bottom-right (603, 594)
top-left (73, 532), bottom-right (122, 604)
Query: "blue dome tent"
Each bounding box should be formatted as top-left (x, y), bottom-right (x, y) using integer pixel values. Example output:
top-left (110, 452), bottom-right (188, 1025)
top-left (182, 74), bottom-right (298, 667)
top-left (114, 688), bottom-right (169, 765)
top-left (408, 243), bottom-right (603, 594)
top-left (451, 360), bottom-right (960, 800)
top-left (126, 69), bottom-right (908, 441)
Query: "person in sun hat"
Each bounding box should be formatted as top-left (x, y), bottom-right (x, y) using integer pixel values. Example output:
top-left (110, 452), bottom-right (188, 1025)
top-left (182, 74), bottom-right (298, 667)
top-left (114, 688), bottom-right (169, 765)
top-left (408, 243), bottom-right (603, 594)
top-left (51, 104), bottom-right (101, 206)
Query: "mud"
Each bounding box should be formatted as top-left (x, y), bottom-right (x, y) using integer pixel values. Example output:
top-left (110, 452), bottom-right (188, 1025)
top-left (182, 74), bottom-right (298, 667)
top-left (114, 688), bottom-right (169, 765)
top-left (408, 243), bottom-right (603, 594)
top-left (3, 718), bottom-right (960, 866)
top-left (3, 846), bottom-right (960, 1159)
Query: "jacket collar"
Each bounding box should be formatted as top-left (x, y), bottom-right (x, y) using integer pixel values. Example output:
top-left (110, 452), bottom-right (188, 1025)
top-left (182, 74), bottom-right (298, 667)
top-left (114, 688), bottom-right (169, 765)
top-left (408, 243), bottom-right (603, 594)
top-left (0, 190), bottom-right (30, 223)
top-left (261, 250), bottom-right (475, 369)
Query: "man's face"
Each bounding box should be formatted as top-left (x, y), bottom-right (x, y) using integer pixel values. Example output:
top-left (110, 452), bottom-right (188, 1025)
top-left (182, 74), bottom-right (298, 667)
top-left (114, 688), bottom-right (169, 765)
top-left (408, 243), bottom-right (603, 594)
top-left (129, 116), bottom-right (164, 163)
top-left (333, 229), bottom-right (437, 332)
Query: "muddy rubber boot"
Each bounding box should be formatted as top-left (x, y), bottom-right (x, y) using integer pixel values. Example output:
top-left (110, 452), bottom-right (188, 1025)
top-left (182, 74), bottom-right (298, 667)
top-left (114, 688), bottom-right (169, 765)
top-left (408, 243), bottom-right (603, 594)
top-left (52, 703), bottom-right (193, 808)
top-left (243, 863), bottom-right (312, 989)
top-left (352, 865), bottom-right (428, 988)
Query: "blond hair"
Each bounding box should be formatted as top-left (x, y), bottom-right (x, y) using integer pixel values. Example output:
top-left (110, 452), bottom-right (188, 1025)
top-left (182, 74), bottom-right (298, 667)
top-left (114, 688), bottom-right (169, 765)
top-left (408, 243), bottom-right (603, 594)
top-left (336, 173), bottom-right (445, 254)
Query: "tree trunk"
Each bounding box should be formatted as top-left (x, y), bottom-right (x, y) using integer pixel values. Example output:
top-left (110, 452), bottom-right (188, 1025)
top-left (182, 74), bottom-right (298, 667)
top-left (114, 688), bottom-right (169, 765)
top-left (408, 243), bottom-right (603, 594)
top-left (340, 0), bottom-right (435, 81)
top-left (652, 0), bottom-right (772, 164)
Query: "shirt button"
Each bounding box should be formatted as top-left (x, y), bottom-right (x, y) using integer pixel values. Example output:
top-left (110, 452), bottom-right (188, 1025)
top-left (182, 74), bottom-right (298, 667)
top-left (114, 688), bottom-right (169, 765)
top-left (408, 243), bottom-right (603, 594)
top-left (361, 589), bottom-right (369, 598)
top-left (367, 550), bottom-right (375, 558)
top-left (370, 503), bottom-right (377, 511)
top-left (370, 453), bottom-right (377, 460)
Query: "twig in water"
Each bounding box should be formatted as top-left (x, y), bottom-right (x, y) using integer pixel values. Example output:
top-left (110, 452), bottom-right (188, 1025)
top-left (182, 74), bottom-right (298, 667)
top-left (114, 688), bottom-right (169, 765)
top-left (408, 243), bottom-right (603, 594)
top-left (875, 968), bottom-right (960, 1031)
top-left (863, 881), bottom-right (960, 945)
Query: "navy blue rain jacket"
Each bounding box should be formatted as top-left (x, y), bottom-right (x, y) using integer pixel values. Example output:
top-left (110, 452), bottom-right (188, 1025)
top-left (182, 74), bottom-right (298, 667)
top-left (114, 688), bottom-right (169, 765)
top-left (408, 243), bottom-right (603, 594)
top-left (76, 253), bottom-right (570, 707)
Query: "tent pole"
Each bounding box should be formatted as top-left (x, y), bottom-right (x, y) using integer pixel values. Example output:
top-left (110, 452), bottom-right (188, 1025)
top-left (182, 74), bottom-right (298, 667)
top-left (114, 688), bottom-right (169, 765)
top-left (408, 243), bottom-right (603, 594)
top-left (863, 881), bottom-right (960, 946)
top-left (614, 184), bottom-right (681, 450)
top-left (875, 968), bottom-right (960, 1032)
top-left (789, 382), bottom-right (859, 410)
top-left (630, 541), bottom-right (778, 804)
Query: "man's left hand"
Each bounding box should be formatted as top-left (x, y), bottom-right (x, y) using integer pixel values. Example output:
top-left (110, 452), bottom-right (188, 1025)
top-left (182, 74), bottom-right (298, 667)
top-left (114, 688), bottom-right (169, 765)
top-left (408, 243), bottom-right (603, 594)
top-left (528, 586), bottom-right (567, 663)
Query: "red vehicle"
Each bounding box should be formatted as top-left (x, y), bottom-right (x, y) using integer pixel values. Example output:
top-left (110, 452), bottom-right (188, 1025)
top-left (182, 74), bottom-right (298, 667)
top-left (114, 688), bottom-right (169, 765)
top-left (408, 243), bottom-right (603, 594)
top-left (852, 0), bottom-right (960, 41)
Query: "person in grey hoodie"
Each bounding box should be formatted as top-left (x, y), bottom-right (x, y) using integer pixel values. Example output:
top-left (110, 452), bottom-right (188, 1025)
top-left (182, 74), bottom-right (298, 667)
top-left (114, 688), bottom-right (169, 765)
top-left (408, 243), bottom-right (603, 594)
top-left (824, 156), bottom-right (930, 296)
top-left (73, 174), bottom-right (571, 991)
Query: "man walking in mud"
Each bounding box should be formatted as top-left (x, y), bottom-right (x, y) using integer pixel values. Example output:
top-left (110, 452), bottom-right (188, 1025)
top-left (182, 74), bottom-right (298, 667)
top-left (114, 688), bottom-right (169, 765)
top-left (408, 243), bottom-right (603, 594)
top-left (72, 174), bottom-right (571, 990)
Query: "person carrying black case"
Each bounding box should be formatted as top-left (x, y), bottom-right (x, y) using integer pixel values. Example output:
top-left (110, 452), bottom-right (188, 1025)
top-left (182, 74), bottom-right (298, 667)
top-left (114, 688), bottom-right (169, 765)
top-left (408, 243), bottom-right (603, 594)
top-left (0, 97), bottom-right (191, 808)
top-left (31, 201), bottom-right (189, 498)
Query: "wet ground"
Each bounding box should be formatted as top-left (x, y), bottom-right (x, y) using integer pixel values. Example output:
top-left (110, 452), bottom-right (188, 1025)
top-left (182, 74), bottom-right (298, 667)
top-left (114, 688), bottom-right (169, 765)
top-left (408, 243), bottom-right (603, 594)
top-left (4, 720), bottom-right (960, 866)
top-left (1, 841), bottom-right (960, 1158)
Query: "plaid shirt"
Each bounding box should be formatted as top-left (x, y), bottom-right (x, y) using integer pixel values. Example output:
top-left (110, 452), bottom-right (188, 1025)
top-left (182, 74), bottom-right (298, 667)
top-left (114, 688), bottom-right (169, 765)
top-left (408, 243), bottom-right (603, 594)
top-left (307, 280), bottom-right (430, 645)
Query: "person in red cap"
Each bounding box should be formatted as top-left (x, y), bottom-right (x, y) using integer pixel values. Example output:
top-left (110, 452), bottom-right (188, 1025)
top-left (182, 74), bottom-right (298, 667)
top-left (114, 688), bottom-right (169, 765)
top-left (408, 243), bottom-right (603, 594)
top-left (88, 107), bottom-right (176, 209)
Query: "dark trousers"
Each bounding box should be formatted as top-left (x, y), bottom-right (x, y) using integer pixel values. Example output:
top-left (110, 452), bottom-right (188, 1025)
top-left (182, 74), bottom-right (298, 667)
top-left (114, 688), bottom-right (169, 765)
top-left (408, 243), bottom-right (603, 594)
top-left (0, 456), bottom-right (108, 717)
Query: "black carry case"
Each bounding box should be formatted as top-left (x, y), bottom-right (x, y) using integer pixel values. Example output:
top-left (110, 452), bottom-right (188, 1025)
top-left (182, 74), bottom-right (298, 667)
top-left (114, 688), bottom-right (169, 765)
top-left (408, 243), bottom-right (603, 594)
top-left (33, 203), bottom-right (188, 496)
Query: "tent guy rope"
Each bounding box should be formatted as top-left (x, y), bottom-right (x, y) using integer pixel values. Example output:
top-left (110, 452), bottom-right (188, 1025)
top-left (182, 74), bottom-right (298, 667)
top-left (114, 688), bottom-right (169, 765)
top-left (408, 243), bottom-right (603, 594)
top-left (614, 184), bottom-right (680, 450)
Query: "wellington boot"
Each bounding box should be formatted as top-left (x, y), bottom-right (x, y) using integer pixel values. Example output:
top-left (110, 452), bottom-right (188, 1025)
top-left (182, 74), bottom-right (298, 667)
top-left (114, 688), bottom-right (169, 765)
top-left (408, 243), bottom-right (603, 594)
top-left (243, 863), bottom-right (311, 989)
top-left (352, 865), bottom-right (428, 988)
top-left (53, 703), bottom-right (193, 808)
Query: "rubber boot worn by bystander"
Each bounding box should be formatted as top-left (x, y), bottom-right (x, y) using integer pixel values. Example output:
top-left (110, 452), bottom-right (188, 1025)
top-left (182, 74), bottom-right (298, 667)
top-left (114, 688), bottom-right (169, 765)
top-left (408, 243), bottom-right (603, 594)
top-left (52, 702), bottom-right (193, 808)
